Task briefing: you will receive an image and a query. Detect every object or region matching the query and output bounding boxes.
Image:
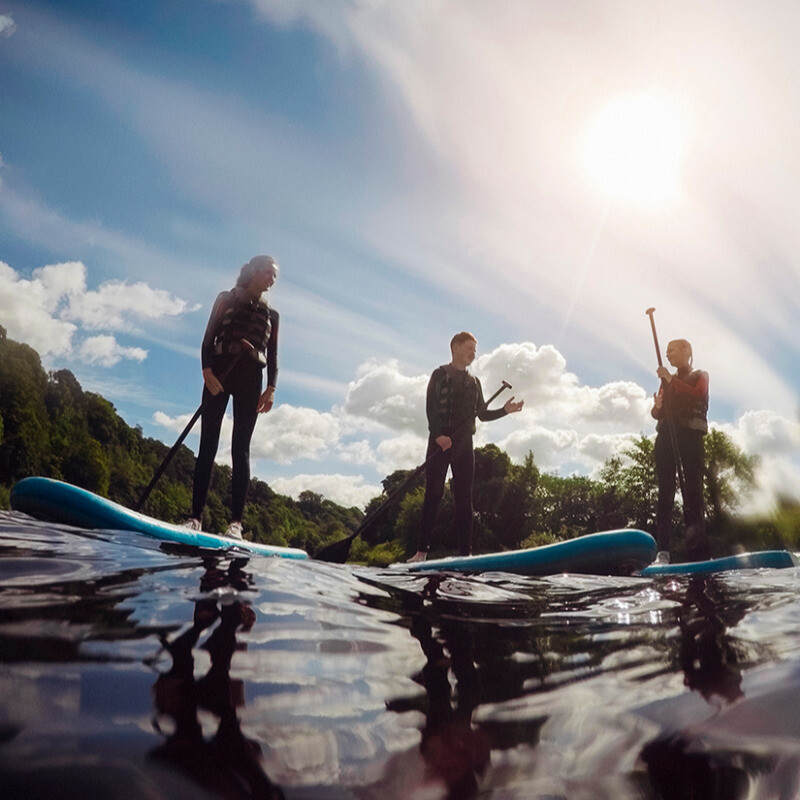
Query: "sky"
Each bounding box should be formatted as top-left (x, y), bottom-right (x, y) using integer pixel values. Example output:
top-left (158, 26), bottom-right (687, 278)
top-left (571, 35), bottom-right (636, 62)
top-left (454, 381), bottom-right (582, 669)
top-left (1, 0), bottom-right (799, 515)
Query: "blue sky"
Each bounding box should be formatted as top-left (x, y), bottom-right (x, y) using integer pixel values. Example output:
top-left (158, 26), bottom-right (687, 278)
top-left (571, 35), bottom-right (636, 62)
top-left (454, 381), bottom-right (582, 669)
top-left (1, 0), bottom-right (799, 513)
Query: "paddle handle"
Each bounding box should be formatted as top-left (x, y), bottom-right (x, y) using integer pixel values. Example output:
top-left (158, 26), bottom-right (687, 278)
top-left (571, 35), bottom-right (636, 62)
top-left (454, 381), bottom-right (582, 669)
top-left (645, 307), bottom-right (663, 368)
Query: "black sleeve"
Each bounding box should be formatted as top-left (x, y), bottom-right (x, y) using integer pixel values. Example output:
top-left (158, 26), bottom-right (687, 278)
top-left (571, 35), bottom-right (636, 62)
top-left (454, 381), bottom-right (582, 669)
top-left (200, 292), bottom-right (231, 370)
top-left (475, 378), bottom-right (507, 423)
top-left (266, 308), bottom-right (279, 388)
top-left (426, 367), bottom-right (446, 438)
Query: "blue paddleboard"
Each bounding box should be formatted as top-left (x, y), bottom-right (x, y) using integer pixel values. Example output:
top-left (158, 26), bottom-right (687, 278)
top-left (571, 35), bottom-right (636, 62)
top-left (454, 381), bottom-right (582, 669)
top-left (640, 550), bottom-right (798, 576)
top-left (10, 476), bottom-right (309, 560)
top-left (400, 529), bottom-right (657, 576)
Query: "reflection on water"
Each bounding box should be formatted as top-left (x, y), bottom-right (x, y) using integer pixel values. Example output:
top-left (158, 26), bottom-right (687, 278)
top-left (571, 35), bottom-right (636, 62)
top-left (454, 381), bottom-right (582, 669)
top-left (150, 558), bottom-right (284, 799)
top-left (1, 509), bottom-right (800, 798)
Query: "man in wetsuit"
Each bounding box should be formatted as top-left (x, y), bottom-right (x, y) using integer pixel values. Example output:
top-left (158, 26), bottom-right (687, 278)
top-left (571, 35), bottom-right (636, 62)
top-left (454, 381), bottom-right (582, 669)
top-left (407, 332), bottom-right (524, 562)
top-left (184, 256), bottom-right (279, 540)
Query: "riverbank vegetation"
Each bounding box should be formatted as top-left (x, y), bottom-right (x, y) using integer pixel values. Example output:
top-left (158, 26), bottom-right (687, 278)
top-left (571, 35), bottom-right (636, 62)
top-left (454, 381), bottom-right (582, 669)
top-left (1, 326), bottom-right (796, 563)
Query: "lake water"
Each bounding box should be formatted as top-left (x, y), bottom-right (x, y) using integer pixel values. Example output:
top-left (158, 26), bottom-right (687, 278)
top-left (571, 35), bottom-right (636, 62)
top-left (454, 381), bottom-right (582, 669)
top-left (2, 510), bottom-right (800, 799)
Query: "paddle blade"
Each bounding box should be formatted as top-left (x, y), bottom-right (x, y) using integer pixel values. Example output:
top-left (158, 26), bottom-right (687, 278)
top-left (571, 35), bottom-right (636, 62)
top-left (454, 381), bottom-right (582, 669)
top-left (313, 534), bottom-right (355, 563)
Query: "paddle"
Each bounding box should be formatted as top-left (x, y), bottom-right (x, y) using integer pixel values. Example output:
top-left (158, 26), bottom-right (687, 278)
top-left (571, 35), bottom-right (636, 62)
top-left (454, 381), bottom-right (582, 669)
top-left (134, 341), bottom-right (253, 511)
top-left (645, 307), bottom-right (686, 495)
top-left (313, 379), bottom-right (512, 563)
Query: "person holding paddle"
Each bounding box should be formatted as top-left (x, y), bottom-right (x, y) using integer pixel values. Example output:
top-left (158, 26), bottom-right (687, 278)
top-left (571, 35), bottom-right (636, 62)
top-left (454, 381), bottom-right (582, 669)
top-left (407, 332), bottom-right (524, 563)
top-left (651, 338), bottom-right (709, 564)
top-left (183, 256), bottom-right (279, 540)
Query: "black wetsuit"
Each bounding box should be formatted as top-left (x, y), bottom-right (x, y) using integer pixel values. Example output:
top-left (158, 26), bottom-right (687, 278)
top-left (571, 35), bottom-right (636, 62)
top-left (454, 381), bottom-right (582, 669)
top-left (416, 365), bottom-right (507, 556)
top-left (653, 368), bottom-right (708, 556)
top-left (191, 289), bottom-right (278, 522)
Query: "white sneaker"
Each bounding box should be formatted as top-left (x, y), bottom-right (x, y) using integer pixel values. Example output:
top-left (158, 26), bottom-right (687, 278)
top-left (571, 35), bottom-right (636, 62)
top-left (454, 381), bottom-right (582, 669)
top-left (225, 521), bottom-right (244, 540)
top-left (654, 551), bottom-right (671, 565)
top-left (182, 518), bottom-right (202, 531)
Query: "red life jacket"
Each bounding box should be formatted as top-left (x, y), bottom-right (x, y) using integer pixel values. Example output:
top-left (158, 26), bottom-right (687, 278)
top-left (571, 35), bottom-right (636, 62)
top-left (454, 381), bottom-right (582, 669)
top-left (661, 369), bottom-right (708, 434)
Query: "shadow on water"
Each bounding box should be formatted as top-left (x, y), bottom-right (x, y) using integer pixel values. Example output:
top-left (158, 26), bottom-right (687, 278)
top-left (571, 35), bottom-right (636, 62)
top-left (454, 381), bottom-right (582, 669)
top-left (2, 511), bottom-right (800, 798)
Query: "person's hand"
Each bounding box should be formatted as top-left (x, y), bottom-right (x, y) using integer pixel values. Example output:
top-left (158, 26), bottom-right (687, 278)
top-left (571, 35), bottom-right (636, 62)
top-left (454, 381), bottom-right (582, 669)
top-left (435, 435), bottom-right (452, 452)
top-left (203, 368), bottom-right (224, 395)
top-left (653, 392), bottom-right (663, 411)
top-left (504, 396), bottom-right (524, 414)
top-left (257, 386), bottom-right (275, 413)
top-left (656, 366), bottom-right (672, 383)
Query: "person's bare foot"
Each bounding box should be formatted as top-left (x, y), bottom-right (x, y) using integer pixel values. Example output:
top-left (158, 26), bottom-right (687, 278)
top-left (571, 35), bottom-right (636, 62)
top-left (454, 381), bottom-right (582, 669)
top-left (406, 551), bottom-right (427, 563)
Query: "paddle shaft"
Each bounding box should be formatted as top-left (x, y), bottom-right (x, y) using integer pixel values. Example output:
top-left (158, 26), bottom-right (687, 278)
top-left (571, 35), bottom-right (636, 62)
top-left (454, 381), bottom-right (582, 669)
top-left (134, 349), bottom-right (248, 511)
top-left (313, 379), bottom-right (512, 561)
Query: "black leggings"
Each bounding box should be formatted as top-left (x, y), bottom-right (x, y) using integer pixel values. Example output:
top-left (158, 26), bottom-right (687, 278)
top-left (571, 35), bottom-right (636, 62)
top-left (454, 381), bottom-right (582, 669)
top-left (417, 434), bottom-right (475, 556)
top-left (655, 426), bottom-right (705, 552)
top-left (192, 357), bottom-right (262, 521)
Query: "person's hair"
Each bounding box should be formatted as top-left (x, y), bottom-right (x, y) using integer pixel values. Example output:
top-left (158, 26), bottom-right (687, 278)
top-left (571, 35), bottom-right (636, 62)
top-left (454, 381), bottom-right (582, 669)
top-left (450, 331), bottom-right (477, 352)
top-left (236, 255), bottom-right (279, 288)
top-left (669, 338), bottom-right (693, 365)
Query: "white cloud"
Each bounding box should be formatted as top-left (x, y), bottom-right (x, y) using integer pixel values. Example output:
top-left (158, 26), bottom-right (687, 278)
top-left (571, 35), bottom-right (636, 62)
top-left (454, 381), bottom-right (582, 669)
top-left (64, 279), bottom-right (192, 330)
top-left (252, 404), bottom-right (341, 463)
top-left (0, 14), bottom-right (16, 38)
top-left (79, 335), bottom-right (147, 367)
top-left (0, 260), bottom-right (192, 366)
top-left (716, 412), bottom-right (800, 515)
top-left (499, 426), bottom-right (580, 471)
top-left (734, 410), bottom-right (800, 457)
top-left (268, 473), bottom-right (380, 509)
top-left (342, 358), bottom-right (427, 431)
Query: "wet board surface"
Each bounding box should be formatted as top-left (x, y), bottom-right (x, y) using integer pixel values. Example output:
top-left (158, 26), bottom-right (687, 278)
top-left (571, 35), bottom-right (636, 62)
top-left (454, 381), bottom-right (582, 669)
top-left (398, 529), bottom-right (657, 576)
top-left (10, 476), bottom-right (309, 560)
top-left (640, 549), bottom-right (798, 577)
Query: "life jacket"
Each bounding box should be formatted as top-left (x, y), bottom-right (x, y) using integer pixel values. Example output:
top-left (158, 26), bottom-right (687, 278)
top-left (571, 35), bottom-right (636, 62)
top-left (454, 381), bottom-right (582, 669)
top-left (662, 369), bottom-right (708, 434)
top-left (436, 364), bottom-right (479, 434)
top-left (214, 292), bottom-right (272, 366)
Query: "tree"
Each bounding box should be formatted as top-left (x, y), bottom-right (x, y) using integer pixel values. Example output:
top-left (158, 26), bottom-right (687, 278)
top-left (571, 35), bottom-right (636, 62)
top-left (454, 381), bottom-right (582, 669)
top-left (598, 436), bottom-right (658, 531)
top-left (704, 428), bottom-right (758, 527)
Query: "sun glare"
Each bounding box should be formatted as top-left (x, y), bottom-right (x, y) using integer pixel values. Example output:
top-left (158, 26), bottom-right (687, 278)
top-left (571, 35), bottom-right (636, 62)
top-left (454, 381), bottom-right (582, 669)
top-left (578, 92), bottom-right (690, 210)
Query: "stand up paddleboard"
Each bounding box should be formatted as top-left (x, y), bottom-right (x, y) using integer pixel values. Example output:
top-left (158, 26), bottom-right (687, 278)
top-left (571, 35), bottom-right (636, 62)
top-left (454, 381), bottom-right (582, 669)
top-left (400, 529), bottom-right (658, 576)
top-left (640, 550), bottom-right (799, 576)
top-left (10, 476), bottom-right (309, 560)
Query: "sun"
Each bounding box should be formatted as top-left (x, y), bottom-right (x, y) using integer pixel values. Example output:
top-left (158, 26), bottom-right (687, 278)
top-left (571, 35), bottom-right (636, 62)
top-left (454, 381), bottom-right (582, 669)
top-left (577, 92), bottom-right (690, 209)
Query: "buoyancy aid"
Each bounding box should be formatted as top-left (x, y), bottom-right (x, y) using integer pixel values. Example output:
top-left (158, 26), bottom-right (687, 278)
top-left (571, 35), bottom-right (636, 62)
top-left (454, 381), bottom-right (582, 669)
top-left (214, 293), bottom-right (272, 366)
top-left (436, 364), bottom-right (479, 434)
top-left (662, 369), bottom-right (708, 434)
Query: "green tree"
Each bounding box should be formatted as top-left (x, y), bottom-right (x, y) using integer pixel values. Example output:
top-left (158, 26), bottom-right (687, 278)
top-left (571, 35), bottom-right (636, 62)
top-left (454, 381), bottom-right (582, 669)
top-left (598, 436), bottom-right (658, 531)
top-left (704, 428), bottom-right (758, 526)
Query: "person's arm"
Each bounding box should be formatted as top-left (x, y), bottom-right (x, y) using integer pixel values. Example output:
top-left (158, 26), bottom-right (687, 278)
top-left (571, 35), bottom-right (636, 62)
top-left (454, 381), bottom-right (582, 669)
top-left (258, 309), bottom-right (279, 413)
top-left (200, 292), bottom-right (230, 369)
top-left (651, 385), bottom-right (664, 419)
top-left (425, 368), bottom-right (453, 450)
top-left (200, 292), bottom-right (231, 395)
top-left (476, 378), bottom-right (519, 422)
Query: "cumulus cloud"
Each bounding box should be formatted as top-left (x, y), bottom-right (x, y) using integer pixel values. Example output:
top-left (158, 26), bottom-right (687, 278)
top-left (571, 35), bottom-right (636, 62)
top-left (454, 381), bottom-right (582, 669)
top-left (268, 473), bottom-right (380, 509)
top-left (252, 404), bottom-right (341, 463)
top-left (79, 335), bottom-right (147, 367)
top-left (342, 358), bottom-right (427, 431)
top-left (64, 278), bottom-right (192, 330)
top-left (714, 411), bottom-right (800, 514)
top-left (0, 260), bottom-right (192, 366)
top-left (0, 14), bottom-right (16, 38)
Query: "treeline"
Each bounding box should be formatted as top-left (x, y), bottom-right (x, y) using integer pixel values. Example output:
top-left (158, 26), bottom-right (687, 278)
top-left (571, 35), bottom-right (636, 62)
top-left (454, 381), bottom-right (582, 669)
top-left (1, 326), bottom-right (797, 563)
top-left (0, 327), bottom-right (361, 554)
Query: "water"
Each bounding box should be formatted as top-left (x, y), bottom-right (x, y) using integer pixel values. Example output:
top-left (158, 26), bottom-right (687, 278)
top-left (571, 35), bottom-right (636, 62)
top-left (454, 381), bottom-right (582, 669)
top-left (2, 511), bottom-right (800, 799)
